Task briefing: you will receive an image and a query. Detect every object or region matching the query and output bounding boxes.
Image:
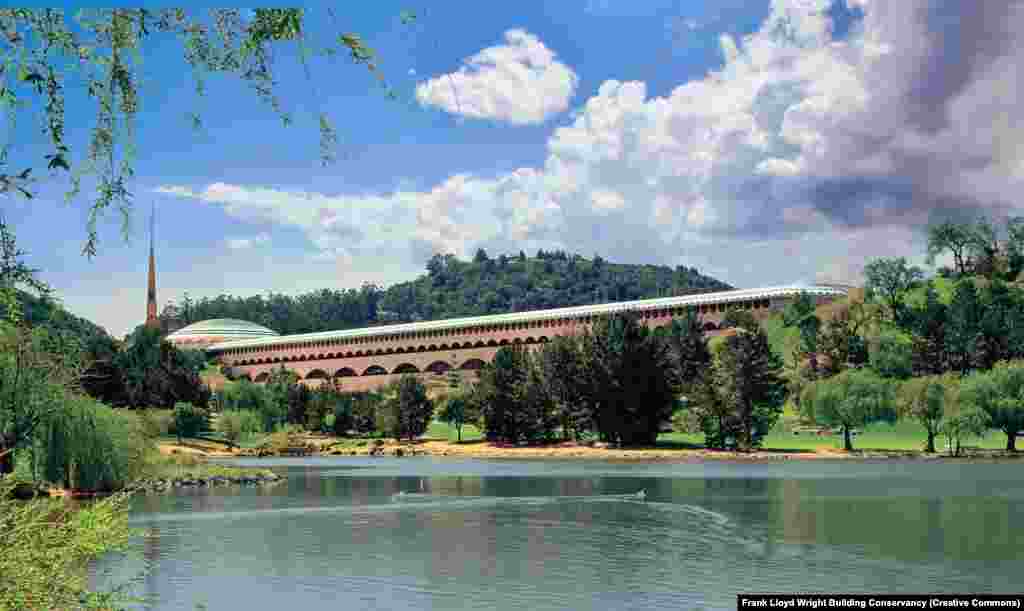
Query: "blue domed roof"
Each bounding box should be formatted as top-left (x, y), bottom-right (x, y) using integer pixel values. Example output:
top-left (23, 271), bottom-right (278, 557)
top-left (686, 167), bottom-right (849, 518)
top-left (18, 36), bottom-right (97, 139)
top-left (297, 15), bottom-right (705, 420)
top-left (167, 318), bottom-right (278, 347)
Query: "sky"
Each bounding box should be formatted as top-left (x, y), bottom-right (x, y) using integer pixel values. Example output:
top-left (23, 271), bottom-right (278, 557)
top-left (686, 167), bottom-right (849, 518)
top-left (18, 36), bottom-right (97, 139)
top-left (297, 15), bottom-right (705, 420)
top-left (5, 1), bottom-right (1024, 338)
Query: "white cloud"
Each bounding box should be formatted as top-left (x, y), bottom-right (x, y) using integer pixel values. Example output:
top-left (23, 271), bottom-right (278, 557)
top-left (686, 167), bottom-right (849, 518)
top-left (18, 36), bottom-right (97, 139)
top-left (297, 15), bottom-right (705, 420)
top-left (158, 0), bottom-right (1024, 295)
top-left (225, 233), bottom-right (270, 250)
top-left (415, 29), bottom-right (578, 124)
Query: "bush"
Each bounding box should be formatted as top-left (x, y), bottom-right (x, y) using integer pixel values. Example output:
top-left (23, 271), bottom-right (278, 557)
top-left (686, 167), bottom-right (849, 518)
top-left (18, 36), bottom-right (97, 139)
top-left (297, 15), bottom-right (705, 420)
top-left (173, 402), bottom-right (209, 440)
top-left (331, 398), bottom-right (354, 436)
top-left (137, 408), bottom-right (174, 439)
top-left (0, 478), bottom-right (135, 609)
top-left (216, 409), bottom-right (262, 447)
top-left (32, 396), bottom-right (153, 491)
top-left (352, 392), bottom-right (380, 435)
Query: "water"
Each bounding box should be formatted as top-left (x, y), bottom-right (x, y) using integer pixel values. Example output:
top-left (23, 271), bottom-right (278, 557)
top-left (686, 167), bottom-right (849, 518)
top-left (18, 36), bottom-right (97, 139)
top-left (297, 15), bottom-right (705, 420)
top-left (93, 458), bottom-right (1024, 610)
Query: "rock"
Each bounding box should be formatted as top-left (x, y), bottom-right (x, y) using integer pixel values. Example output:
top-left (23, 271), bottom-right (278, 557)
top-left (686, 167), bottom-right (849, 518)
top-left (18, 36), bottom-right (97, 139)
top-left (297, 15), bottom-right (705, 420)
top-left (394, 448), bottom-right (405, 457)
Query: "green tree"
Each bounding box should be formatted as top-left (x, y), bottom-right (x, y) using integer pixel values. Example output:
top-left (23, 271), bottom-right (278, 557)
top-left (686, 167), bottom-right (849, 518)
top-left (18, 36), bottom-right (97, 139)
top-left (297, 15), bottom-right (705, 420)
top-left (945, 280), bottom-right (982, 375)
top-left (960, 361), bottom-right (1024, 451)
top-left (106, 325), bottom-right (211, 409)
top-left (477, 346), bottom-right (531, 444)
top-left (926, 221), bottom-right (978, 276)
top-left (712, 326), bottom-right (787, 451)
top-left (0, 325), bottom-right (80, 475)
top-left (977, 280), bottom-right (1018, 369)
top-left (909, 282), bottom-right (948, 375)
top-left (863, 257), bottom-right (924, 327)
top-left (581, 314), bottom-right (679, 446)
top-left (383, 375), bottom-right (433, 441)
top-left (720, 308), bottom-right (759, 332)
top-left (261, 366), bottom-right (294, 432)
top-left (870, 328), bottom-right (914, 380)
top-left (937, 374), bottom-right (989, 457)
top-left (817, 302), bottom-right (869, 376)
top-left (800, 368), bottom-right (897, 451)
top-left (172, 401), bottom-right (208, 442)
top-left (1004, 216), bottom-right (1024, 280)
top-left (536, 335), bottom-right (591, 441)
top-left (781, 292), bottom-right (822, 378)
top-left (896, 376), bottom-right (947, 453)
top-left (437, 395), bottom-right (469, 442)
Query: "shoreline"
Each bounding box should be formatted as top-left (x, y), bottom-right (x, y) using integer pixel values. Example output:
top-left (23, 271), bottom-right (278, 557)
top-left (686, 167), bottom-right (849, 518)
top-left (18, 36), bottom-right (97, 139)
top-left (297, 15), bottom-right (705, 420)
top-left (220, 437), bottom-right (1024, 462)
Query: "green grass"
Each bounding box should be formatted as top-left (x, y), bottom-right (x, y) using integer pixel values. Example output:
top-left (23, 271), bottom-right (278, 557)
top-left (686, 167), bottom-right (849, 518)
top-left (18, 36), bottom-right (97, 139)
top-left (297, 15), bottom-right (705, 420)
top-left (661, 418), bottom-right (1008, 452)
top-left (423, 417), bottom-right (1008, 453)
top-left (424, 420), bottom-right (484, 443)
top-left (142, 452), bottom-right (274, 480)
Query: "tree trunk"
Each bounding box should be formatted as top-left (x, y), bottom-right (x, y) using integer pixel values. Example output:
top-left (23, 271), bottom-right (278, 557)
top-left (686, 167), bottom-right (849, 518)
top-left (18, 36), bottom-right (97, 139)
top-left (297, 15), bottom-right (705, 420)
top-left (925, 431), bottom-right (936, 454)
top-left (1007, 431), bottom-right (1018, 452)
top-left (843, 426), bottom-right (854, 452)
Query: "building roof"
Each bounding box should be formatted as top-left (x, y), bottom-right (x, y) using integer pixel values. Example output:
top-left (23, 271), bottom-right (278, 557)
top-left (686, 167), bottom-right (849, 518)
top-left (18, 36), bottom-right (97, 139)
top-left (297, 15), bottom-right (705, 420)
top-left (207, 285), bottom-right (847, 353)
top-left (168, 318), bottom-right (279, 342)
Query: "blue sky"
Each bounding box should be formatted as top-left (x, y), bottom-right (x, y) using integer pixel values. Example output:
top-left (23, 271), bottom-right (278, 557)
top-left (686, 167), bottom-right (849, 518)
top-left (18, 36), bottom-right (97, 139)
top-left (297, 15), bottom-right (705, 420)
top-left (6, 1), bottom-right (1023, 337)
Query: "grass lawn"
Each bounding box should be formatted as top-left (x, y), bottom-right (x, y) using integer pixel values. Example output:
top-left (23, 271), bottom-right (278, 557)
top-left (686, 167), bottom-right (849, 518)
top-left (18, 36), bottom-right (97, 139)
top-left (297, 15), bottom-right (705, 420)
top-left (660, 419), bottom-right (1008, 452)
top-left (424, 418), bottom-right (1008, 453)
top-left (425, 420), bottom-right (484, 443)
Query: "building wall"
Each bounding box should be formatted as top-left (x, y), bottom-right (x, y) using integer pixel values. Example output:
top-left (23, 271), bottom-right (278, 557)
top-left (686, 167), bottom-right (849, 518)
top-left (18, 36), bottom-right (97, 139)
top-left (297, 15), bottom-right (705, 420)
top-left (215, 294), bottom-right (817, 392)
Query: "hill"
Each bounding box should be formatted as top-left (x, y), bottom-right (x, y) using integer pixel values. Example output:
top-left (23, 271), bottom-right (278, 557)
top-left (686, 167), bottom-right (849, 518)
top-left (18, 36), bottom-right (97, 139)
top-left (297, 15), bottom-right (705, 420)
top-left (17, 289), bottom-right (114, 349)
top-left (165, 250), bottom-right (733, 335)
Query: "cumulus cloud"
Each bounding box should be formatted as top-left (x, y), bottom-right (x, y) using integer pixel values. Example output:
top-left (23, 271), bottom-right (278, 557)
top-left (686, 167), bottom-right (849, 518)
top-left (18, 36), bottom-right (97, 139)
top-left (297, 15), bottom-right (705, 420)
top-left (415, 29), bottom-right (578, 124)
top-left (225, 233), bottom-right (270, 250)
top-left (159, 0), bottom-right (1024, 291)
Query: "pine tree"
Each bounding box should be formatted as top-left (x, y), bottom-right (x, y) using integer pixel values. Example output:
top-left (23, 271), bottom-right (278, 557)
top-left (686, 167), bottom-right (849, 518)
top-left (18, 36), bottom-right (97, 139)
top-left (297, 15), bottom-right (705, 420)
top-left (713, 327), bottom-right (787, 451)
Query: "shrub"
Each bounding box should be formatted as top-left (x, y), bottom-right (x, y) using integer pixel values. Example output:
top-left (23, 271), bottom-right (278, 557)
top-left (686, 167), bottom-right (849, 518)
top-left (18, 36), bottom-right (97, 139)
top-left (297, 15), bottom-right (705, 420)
top-left (173, 402), bottom-right (209, 441)
top-left (0, 478), bottom-right (135, 609)
top-left (331, 398), bottom-right (354, 436)
top-left (32, 396), bottom-right (153, 491)
top-left (216, 409), bottom-right (262, 448)
top-left (137, 408), bottom-right (174, 439)
top-left (352, 392), bottom-right (380, 435)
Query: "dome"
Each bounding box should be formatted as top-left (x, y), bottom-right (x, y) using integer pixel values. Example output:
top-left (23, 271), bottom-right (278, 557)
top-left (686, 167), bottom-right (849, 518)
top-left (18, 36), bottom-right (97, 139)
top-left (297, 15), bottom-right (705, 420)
top-left (166, 318), bottom-right (279, 349)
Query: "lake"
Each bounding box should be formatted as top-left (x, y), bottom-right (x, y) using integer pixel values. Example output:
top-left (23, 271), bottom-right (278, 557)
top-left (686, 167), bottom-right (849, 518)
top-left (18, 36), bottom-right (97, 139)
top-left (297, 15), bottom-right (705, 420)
top-left (92, 458), bottom-right (1024, 610)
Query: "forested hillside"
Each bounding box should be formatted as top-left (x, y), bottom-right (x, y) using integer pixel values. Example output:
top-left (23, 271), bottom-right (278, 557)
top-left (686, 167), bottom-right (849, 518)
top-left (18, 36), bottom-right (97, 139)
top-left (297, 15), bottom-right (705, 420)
top-left (162, 250), bottom-right (732, 336)
top-left (17, 289), bottom-right (115, 352)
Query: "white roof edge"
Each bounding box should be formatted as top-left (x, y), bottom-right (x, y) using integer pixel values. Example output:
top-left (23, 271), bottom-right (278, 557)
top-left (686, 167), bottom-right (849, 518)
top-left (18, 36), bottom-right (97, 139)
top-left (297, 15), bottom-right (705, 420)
top-left (207, 285), bottom-right (847, 352)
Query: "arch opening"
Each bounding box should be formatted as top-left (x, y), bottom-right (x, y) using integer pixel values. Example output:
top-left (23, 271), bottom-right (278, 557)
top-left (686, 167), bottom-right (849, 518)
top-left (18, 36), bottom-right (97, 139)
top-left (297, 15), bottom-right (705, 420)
top-left (459, 358), bottom-right (486, 371)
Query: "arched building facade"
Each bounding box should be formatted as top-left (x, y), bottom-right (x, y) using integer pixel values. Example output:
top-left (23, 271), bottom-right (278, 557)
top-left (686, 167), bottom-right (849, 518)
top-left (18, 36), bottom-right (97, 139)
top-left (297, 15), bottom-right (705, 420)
top-left (206, 285), bottom-right (847, 392)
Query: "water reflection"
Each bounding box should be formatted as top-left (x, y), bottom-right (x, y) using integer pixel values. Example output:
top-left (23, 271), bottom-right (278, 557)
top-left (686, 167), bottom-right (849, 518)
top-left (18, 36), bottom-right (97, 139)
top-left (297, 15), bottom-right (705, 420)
top-left (94, 459), bottom-right (1024, 610)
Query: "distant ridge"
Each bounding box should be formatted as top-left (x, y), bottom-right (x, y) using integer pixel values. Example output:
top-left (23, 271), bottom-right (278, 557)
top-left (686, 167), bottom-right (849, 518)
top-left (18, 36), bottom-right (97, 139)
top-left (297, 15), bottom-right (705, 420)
top-left (163, 251), bottom-right (733, 335)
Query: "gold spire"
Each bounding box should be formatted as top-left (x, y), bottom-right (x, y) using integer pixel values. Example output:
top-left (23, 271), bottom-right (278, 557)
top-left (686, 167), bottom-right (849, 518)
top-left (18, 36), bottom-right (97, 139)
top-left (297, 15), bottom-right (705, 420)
top-left (146, 202), bottom-right (159, 329)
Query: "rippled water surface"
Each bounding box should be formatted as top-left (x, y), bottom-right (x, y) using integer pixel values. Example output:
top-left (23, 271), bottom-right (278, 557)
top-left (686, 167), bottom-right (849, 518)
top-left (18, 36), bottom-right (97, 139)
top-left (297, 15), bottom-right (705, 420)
top-left (93, 458), bottom-right (1024, 610)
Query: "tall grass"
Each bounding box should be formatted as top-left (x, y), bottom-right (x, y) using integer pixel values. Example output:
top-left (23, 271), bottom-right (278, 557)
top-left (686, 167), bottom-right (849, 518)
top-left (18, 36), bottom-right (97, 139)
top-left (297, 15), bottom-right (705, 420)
top-left (32, 396), bottom-right (152, 491)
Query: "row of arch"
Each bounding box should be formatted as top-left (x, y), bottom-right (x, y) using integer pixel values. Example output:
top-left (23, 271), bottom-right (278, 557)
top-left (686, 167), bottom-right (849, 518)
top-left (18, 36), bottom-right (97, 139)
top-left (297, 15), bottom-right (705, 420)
top-left (247, 358), bottom-right (487, 383)
top-left (221, 298), bottom-right (773, 359)
top-left (231, 336), bottom-right (550, 367)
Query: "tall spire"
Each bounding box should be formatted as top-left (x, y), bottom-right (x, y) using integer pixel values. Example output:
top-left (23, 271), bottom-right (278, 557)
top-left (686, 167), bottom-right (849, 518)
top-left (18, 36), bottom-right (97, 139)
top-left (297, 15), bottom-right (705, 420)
top-left (146, 201), bottom-right (159, 329)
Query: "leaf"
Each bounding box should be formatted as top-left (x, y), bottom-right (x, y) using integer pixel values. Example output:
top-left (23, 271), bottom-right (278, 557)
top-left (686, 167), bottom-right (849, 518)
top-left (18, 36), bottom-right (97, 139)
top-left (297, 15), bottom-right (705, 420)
top-left (47, 154), bottom-right (71, 172)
